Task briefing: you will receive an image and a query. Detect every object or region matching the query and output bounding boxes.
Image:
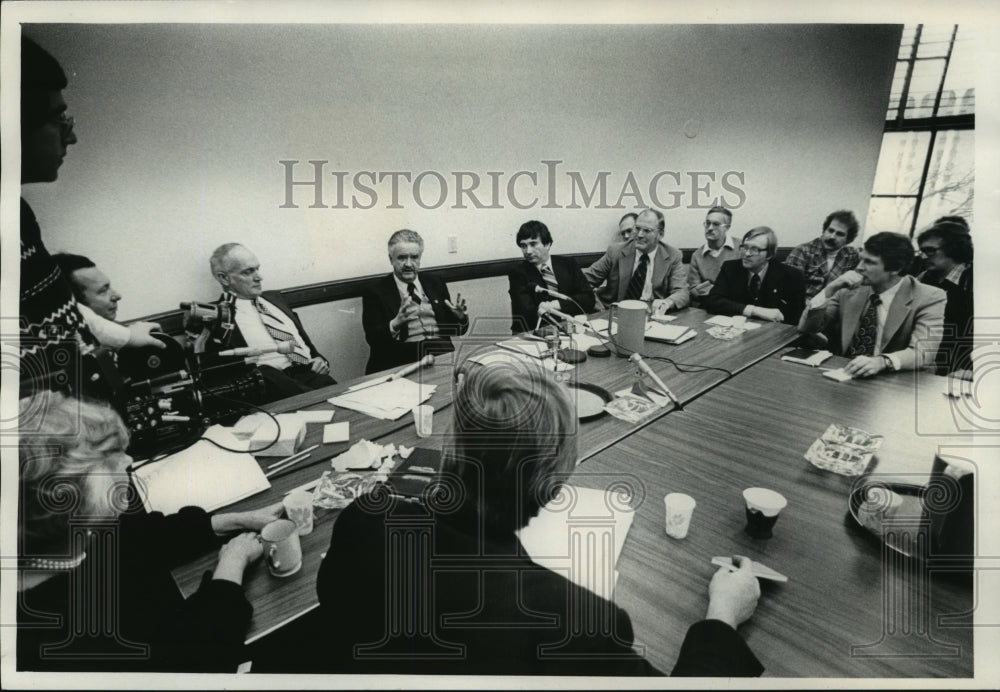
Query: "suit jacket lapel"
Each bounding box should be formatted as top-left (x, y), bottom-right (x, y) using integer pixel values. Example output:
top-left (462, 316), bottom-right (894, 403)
top-left (617, 245), bottom-right (637, 301)
top-left (841, 286), bottom-right (872, 353)
top-left (649, 242), bottom-right (668, 294)
top-left (881, 278), bottom-right (913, 350)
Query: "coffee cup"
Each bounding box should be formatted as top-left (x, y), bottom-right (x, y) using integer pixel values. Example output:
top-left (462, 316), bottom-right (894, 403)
top-left (664, 493), bottom-right (696, 539)
top-left (261, 518), bottom-right (303, 577)
top-left (283, 489), bottom-right (315, 536)
top-left (742, 487), bottom-right (787, 539)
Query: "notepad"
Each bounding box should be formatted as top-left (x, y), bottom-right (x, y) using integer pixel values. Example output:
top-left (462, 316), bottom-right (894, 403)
top-left (645, 322), bottom-right (697, 345)
top-left (132, 439), bottom-right (270, 514)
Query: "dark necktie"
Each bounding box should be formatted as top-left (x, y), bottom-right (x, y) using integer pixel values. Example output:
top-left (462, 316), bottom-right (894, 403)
top-left (254, 299), bottom-right (311, 364)
top-left (625, 252), bottom-right (650, 300)
top-left (749, 273), bottom-right (762, 303)
top-left (407, 282), bottom-right (422, 304)
top-left (846, 294), bottom-right (882, 357)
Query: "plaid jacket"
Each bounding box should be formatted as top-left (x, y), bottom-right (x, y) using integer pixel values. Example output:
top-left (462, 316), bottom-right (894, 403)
top-left (784, 238), bottom-right (860, 299)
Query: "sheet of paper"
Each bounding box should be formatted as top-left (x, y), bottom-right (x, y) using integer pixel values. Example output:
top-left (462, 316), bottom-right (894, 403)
top-left (517, 484), bottom-right (635, 600)
top-left (467, 349), bottom-right (536, 366)
top-left (323, 421), bottom-right (350, 443)
top-left (703, 315), bottom-right (761, 330)
top-left (589, 318), bottom-right (617, 336)
top-left (328, 377), bottom-right (436, 420)
top-left (645, 322), bottom-right (696, 343)
top-left (132, 439), bottom-right (270, 515)
top-left (200, 424), bottom-right (250, 452)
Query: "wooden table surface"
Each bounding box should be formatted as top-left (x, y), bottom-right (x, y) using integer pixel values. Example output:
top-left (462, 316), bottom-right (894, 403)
top-left (171, 308), bottom-right (801, 644)
top-left (583, 353), bottom-right (974, 677)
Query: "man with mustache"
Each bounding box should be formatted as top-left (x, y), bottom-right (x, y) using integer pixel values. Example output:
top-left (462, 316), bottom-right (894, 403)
top-left (784, 210), bottom-right (861, 299)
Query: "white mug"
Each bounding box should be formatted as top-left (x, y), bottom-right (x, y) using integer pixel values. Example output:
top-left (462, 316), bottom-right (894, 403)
top-left (260, 518), bottom-right (303, 577)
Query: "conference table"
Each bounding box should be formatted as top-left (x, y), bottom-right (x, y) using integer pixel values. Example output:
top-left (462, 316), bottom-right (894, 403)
top-left (170, 308), bottom-right (974, 677)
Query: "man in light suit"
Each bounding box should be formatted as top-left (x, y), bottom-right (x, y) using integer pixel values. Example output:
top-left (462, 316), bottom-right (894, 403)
top-left (798, 232), bottom-right (946, 377)
top-left (507, 220), bottom-right (595, 334)
top-left (704, 227), bottom-right (806, 325)
top-left (362, 229), bottom-right (469, 374)
top-left (206, 242), bottom-right (335, 401)
top-left (584, 208), bottom-right (689, 314)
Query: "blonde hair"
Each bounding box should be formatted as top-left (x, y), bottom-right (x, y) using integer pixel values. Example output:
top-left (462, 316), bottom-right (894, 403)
top-left (19, 392), bottom-right (129, 554)
top-left (445, 361), bottom-right (576, 533)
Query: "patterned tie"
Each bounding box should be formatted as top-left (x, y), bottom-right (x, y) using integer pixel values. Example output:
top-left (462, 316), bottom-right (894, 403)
top-left (407, 282), bottom-right (422, 304)
top-left (846, 294), bottom-right (882, 357)
top-left (539, 264), bottom-right (560, 296)
top-left (748, 273), bottom-right (762, 304)
top-left (625, 252), bottom-right (650, 300)
top-left (254, 299), bottom-right (311, 364)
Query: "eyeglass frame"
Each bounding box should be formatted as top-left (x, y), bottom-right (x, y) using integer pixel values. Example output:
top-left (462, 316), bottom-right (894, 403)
top-left (918, 244), bottom-right (942, 257)
top-left (49, 113), bottom-right (75, 138)
top-left (738, 243), bottom-right (766, 257)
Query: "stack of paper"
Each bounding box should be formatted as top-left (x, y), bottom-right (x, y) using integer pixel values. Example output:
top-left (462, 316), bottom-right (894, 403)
top-left (645, 322), bottom-right (697, 344)
top-left (517, 484), bottom-right (635, 600)
top-left (328, 377), bottom-right (436, 420)
top-left (132, 439), bottom-right (270, 514)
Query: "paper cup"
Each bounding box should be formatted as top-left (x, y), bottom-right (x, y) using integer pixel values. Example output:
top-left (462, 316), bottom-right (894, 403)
top-left (664, 493), bottom-right (697, 539)
top-left (283, 489), bottom-right (315, 536)
top-left (743, 487), bottom-right (787, 539)
top-left (413, 404), bottom-right (433, 438)
top-left (731, 315), bottom-right (748, 328)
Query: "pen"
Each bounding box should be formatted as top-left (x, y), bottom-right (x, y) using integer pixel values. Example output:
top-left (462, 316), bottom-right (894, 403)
top-left (266, 444), bottom-right (319, 471)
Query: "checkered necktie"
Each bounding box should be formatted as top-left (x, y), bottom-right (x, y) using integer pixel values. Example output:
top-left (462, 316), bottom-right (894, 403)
top-left (625, 252), bottom-right (650, 300)
top-left (254, 299), bottom-right (311, 364)
top-left (539, 264), bottom-right (560, 296)
top-left (846, 294), bottom-right (881, 357)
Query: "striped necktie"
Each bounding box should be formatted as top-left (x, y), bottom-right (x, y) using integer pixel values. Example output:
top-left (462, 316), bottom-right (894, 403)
top-left (254, 299), bottom-right (311, 364)
top-left (625, 252), bottom-right (649, 300)
top-left (539, 264), bottom-right (560, 296)
top-left (846, 294), bottom-right (881, 357)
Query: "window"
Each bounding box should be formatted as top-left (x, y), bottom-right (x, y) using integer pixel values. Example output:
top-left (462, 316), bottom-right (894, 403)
top-left (867, 25), bottom-right (974, 237)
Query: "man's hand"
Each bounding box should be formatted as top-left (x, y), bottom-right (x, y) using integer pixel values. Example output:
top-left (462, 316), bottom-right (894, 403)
top-left (213, 532), bottom-right (264, 585)
top-left (126, 321), bottom-right (166, 349)
top-left (390, 295), bottom-right (420, 333)
top-left (705, 555), bottom-right (761, 629)
top-left (843, 355), bottom-right (887, 378)
top-left (751, 306), bottom-right (784, 323)
top-left (825, 269), bottom-right (864, 296)
top-left (692, 280), bottom-right (712, 297)
top-left (310, 356), bottom-right (330, 375)
top-left (212, 502), bottom-right (284, 534)
top-left (651, 298), bottom-right (674, 316)
top-left (445, 293), bottom-right (468, 319)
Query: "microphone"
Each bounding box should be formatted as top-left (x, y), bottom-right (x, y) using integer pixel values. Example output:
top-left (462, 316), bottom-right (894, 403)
top-left (180, 301), bottom-right (225, 322)
top-left (537, 303), bottom-right (574, 322)
top-left (629, 353), bottom-right (682, 410)
top-left (388, 354), bottom-right (435, 381)
top-left (534, 284), bottom-right (572, 302)
top-left (218, 342), bottom-right (296, 358)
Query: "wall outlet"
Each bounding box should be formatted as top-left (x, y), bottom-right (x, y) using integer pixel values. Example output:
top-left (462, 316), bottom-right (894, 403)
top-left (447, 236), bottom-right (458, 253)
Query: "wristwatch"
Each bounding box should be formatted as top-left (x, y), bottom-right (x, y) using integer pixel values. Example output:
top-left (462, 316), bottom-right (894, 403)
top-left (881, 354), bottom-right (895, 372)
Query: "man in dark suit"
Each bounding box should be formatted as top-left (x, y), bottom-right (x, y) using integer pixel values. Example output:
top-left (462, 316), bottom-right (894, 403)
top-left (584, 208), bottom-right (689, 314)
top-left (704, 226), bottom-right (806, 325)
top-left (507, 220), bottom-right (596, 333)
top-left (799, 232), bottom-right (946, 377)
top-left (362, 229), bottom-right (469, 374)
top-left (204, 243), bottom-right (334, 401)
top-left (917, 223), bottom-right (974, 376)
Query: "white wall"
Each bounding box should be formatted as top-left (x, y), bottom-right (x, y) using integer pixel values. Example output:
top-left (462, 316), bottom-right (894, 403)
top-left (22, 23), bottom-right (900, 379)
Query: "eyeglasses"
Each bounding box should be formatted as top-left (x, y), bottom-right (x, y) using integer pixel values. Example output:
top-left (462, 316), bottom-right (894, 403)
top-left (739, 244), bottom-right (765, 256)
top-left (49, 113), bottom-right (74, 138)
top-left (919, 245), bottom-right (941, 257)
top-left (704, 221), bottom-right (729, 229)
